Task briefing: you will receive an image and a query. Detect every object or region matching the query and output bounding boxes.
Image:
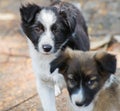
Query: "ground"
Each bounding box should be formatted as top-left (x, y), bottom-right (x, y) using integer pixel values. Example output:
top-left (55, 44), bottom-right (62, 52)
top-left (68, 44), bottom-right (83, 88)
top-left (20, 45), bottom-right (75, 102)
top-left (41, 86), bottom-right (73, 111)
top-left (0, 0), bottom-right (120, 111)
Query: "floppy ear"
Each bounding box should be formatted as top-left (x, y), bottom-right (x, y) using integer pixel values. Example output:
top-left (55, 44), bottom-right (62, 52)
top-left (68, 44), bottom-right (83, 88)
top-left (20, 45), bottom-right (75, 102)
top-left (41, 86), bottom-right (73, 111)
top-left (95, 51), bottom-right (116, 74)
top-left (50, 54), bottom-right (69, 74)
top-left (20, 4), bottom-right (40, 24)
top-left (59, 10), bottom-right (76, 33)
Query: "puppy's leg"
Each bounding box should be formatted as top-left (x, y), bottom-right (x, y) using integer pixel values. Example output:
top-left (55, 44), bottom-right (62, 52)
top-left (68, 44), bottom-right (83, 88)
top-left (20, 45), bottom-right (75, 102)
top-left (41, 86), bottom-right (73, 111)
top-left (36, 79), bottom-right (57, 111)
top-left (54, 84), bottom-right (61, 96)
top-left (52, 69), bottom-right (66, 96)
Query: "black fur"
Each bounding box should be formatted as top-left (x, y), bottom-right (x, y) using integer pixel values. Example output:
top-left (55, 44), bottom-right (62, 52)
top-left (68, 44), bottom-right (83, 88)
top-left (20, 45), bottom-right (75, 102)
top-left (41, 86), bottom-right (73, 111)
top-left (95, 52), bottom-right (117, 74)
top-left (20, 4), bottom-right (40, 24)
top-left (20, 4), bottom-right (41, 50)
top-left (50, 53), bottom-right (68, 73)
top-left (20, 2), bottom-right (90, 52)
top-left (51, 2), bottom-right (89, 50)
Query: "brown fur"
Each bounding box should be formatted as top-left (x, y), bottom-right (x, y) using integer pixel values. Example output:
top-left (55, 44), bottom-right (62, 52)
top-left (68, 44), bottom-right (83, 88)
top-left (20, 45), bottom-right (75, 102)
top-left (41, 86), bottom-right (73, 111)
top-left (50, 48), bottom-right (119, 111)
top-left (93, 79), bottom-right (120, 111)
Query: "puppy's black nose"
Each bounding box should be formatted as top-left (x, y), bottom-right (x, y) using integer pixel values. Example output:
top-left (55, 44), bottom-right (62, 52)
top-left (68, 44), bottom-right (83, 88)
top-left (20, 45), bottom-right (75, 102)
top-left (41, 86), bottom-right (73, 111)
top-left (75, 101), bottom-right (84, 107)
top-left (42, 44), bottom-right (52, 52)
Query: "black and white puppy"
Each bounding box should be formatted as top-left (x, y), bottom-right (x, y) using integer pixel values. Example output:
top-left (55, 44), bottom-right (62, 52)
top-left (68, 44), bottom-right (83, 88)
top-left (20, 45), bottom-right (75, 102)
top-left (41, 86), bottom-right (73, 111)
top-left (50, 48), bottom-right (120, 111)
top-left (20, 1), bottom-right (89, 111)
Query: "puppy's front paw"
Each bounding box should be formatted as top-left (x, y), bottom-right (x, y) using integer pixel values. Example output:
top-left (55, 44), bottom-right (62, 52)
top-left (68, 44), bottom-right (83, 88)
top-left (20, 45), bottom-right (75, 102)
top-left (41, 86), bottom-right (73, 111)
top-left (55, 84), bottom-right (61, 97)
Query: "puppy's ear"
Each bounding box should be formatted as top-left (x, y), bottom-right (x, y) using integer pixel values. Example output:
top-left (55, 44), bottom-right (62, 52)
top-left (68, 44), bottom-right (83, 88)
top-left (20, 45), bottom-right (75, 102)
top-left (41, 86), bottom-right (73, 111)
top-left (50, 54), bottom-right (69, 74)
top-left (20, 4), bottom-right (40, 24)
top-left (59, 10), bottom-right (76, 32)
top-left (95, 52), bottom-right (116, 74)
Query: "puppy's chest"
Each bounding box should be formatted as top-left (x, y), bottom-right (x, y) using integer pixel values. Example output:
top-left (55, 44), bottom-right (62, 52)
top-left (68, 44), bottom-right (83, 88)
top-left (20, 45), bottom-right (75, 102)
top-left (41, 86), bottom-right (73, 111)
top-left (32, 53), bottom-right (57, 78)
top-left (38, 58), bottom-right (51, 73)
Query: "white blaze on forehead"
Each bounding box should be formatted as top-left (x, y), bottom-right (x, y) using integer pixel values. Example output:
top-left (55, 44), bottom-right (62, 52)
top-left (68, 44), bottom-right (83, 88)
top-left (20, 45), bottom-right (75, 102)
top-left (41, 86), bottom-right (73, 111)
top-left (36, 9), bottom-right (57, 54)
top-left (37, 9), bottom-right (57, 27)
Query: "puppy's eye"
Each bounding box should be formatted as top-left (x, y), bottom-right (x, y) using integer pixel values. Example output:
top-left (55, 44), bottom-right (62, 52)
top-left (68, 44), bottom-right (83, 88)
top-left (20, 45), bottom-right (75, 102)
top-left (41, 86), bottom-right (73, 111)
top-left (69, 78), bottom-right (75, 83)
top-left (87, 80), bottom-right (96, 86)
top-left (87, 80), bottom-right (98, 89)
top-left (34, 25), bottom-right (44, 33)
top-left (52, 24), bottom-right (58, 33)
top-left (69, 78), bottom-right (77, 85)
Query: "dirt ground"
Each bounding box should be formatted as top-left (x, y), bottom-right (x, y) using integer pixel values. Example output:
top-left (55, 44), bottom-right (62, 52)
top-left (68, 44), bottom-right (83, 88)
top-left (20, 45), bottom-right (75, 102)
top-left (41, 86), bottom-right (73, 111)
top-left (0, 0), bottom-right (120, 111)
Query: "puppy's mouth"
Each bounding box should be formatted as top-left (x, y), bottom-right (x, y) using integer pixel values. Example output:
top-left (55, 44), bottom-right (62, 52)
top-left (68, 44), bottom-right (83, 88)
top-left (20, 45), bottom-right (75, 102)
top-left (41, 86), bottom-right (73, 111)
top-left (40, 49), bottom-right (59, 55)
top-left (71, 97), bottom-right (91, 108)
top-left (75, 101), bottom-right (85, 107)
top-left (74, 100), bottom-right (91, 108)
top-left (41, 52), bottom-right (53, 55)
top-left (43, 52), bottom-right (52, 56)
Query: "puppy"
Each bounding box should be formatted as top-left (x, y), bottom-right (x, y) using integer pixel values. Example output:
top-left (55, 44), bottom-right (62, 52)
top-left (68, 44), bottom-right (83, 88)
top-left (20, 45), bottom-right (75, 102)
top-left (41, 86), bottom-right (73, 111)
top-left (50, 48), bottom-right (120, 111)
top-left (20, 0), bottom-right (89, 111)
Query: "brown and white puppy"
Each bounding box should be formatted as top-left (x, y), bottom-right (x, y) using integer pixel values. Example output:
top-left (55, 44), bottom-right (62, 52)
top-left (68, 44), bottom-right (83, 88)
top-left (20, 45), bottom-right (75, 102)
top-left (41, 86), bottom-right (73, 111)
top-left (50, 48), bottom-right (120, 111)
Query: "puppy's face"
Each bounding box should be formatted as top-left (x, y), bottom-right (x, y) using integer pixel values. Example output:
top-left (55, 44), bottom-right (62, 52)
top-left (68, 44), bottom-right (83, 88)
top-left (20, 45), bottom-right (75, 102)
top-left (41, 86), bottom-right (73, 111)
top-left (20, 4), bottom-right (73, 55)
top-left (50, 49), bottom-right (116, 107)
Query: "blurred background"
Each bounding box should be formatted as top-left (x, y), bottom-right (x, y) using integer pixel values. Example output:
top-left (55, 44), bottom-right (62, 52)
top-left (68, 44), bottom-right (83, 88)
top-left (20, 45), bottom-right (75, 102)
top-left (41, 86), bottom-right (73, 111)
top-left (0, 0), bottom-right (120, 111)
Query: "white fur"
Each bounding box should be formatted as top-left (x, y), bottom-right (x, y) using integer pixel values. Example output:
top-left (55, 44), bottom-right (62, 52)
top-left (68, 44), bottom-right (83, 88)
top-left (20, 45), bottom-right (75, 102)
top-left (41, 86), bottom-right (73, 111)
top-left (71, 86), bottom-right (85, 106)
top-left (36, 9), bottom-right (57, 54)
top-left (27, 38), bottom-right (65, 111)
top-left (37, 9), bottom-right (56, 27)
top-left (54, 84), bottom-right (61, 96)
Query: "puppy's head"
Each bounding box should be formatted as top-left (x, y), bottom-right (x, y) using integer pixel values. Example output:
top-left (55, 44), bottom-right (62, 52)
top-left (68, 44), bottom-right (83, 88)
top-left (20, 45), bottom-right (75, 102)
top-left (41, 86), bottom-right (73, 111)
top-left (20, 4), bottom-right (75, 55)
top-left (50, 48), bottom-right (116, 107)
